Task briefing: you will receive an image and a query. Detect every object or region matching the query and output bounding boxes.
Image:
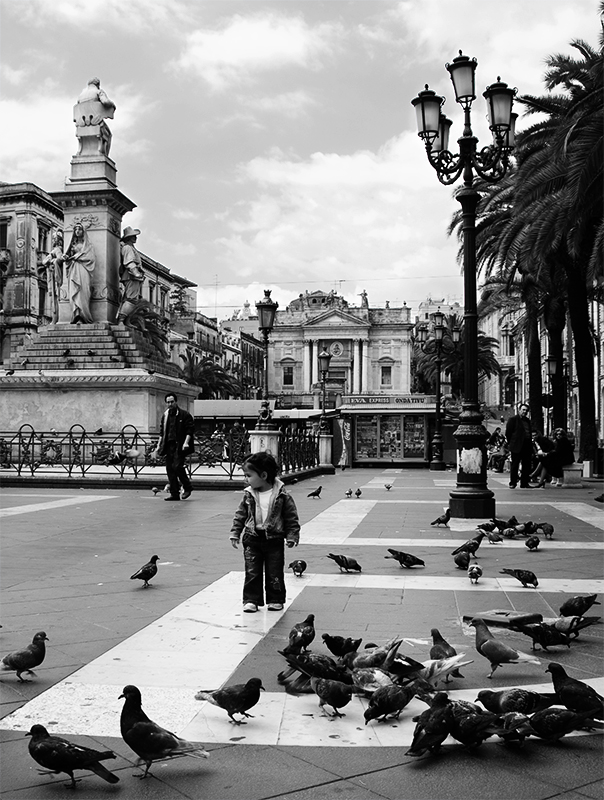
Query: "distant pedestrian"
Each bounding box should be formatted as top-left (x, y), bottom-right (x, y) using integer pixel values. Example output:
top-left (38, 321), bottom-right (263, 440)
top-left (153, 393), bottom-right (194, 501)
top-left (229, 452), bottom-right (300, 613)
top-left (532, 428), bottom-right (575, 487)
top-left (505, 402), bottom-right (533, 488)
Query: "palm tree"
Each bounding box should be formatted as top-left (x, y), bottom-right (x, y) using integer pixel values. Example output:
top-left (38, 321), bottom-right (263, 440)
top-left (126, 299), bottom-right (169, 357)
top-left (414, 314), bottom-right (501, 400)
top-left (179, 349), bottom-right (242, 399)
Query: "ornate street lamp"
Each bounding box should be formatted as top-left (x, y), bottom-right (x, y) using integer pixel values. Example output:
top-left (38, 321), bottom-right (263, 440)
top-left (418, 311), bottom-right (460, 470)
top-left (255, 289), bottom-right (278, 429)
top-left (317, 346), bottom-right (332, 431)
top-left (412, 52), bottom-right (516, 517)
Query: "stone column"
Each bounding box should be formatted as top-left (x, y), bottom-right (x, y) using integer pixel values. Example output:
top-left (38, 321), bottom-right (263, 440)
top-left (319, 433), bottom-right (333, 468)
top-left (303, 340), bottom-right (311, 391)
top-left (361, 339), bottom-right (370, 392)
top-left (248, 429), bottom-right (281, 461)
top-left (353, 339), bottom-right (361, 393)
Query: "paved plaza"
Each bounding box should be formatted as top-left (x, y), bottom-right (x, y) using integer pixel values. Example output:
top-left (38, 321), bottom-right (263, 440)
top-left (1, 468), bottom-right (603, 799)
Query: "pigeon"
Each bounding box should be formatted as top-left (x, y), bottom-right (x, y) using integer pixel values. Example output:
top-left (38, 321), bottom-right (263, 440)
top-left (1, 631), bottom-right (48, 681)
top-left (27, 724), bottom-right (119, 789)
top-left (499, 568), bottom-right (539, 588)
top-left (307, 486), bottom-right (322, 499)
top-left (146, 369), bottom-right (155, 375)
top-left (278, 651), bottom-right (351, 693)
top-left (534, 522), bottom-right (554, 539)
top-left (94, 427), bottom-right (103, 435)
top-left (477, 521), bottom-right (496, 533)
top-left (310, 676), bottom-right (353, 717)
top-left (87, 349), bottom-right (97, 356)
top-left (289, 559), bottom-right (307, 577)
top-left (431, 508), bottom-right (451, 526)
top-left (448, 701), bottom-right (502, 749)
top-left (490, 517), bottom-right (509, 533)
top-left (525, 535), bottom-right (540, 551)
top-left (517, 707), bottom-right (602, 742)
top-left (511, 622), bottom-right (571, 651)
top-left (5, 369), bottom-right (14, 375)
top-left (195, 677), bottom-right (264, 724)
top-left (327, 553), bottom-right (362, 573)
top-left (453, 551), bottom-right (471, 570)
top-left (345, 488), bottom-right (353, 498)
top-left (429, 629), bottom-right (464, 682)
top-left (451, 532), bottom-right (485, 558)
top-left (418, 655), bottom-right (473, 688)
top-left (546, 662), bottom-right (604, 719)
top-left (476, 688), bottom-right (558, 715)
top-left (384, 483), bottom-right (393, 491)
top-left (354, 488), bottom-right (362, 498)
top-left (321, 634), bottom-right (362, 659)
top-left (384, 548), bottom-right (425, 569)
top-left (109, 355), bottom-right (120, 362)
top-left (62, 348), bottom-right (71, 357)
top-left (130, 555), bottom-right (159, 588)
top-left (364, 684), bottom-right (415, 724)
top-left (152, 486), bottom-right (161, 495)
top-left (502, 527), bottom-right (518, 539)
top-left (65, 358), bottom-right (75, 368)
top-left (343, 638), bottom-right (403, 671)
top-left (405, 692), bottom-right (454, 757)
top-left (506, 515), bottom-right (519, 527)
top-left (120, 685), bottom-right (210, 778)
top-left (468, 564), bottom-right (482, 584)
top-left (559, 594), bottom-right (600, 618)
top-left (287, 614), bottom-right (315, 652)
top-left (351, 667), bottom-right (396, 695)
top-left (469, 617), bottom-right (541, 678)
top-left (541, 615), bottom-right (600, 638)
top-left (486, 531), bottom-right (503, 544)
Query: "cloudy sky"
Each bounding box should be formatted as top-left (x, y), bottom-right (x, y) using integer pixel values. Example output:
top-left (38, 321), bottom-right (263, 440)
top-left (1, 0), bottom-right (600, 320)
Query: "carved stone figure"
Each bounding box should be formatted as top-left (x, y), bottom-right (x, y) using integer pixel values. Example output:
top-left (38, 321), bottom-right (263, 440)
top-left (41, 232), bottom-right (64, 323)
top-left (63, 223), bottom-right (95, 323)
top-left (73, 78), bottom-right (116, 155)
top-left (118, 226), bottom-right (144, 323)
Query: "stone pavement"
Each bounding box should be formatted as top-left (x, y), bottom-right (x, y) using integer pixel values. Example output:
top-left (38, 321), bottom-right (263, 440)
top-left (1, 468), bottom-right (603, 799)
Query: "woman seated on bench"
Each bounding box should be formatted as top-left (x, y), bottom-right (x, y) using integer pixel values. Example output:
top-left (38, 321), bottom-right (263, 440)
top-left (532, 428), bottom-right (575, 487)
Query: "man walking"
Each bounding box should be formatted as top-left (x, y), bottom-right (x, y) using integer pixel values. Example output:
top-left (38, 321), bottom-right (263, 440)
top-left (505, 402), bottom-right (533, 489)
top-left (154, 393), bottom-right (194, 501)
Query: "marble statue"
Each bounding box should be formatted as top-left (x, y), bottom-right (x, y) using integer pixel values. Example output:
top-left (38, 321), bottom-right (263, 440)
top-left (118, 226), bottom-right (144, 323)
top-left (63, 223), bottom-right (95, 323)
top-left (41, 232), bottom-right (64, 323)
top-left (73, 78), bottom-right (116, 155)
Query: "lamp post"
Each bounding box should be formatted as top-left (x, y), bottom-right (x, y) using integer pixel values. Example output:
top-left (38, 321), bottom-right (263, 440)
top-left (418, 310), bottom-right (460, 470)
top-left (317, 347), bottom-right (332, 431)
top-left (412, 52), bottom-right (516, 517)
top-left (545, 354), bottom-right (557, 437)
top-left (255, 289), bottom-right (278, 430)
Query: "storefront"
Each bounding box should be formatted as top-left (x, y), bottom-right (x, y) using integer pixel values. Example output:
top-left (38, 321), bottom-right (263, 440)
top-left (338, 395), bottom-right (436, 464)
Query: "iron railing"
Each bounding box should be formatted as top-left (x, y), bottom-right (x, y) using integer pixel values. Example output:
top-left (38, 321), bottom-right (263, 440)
top-left (0, 424), bottom-right (321, 480)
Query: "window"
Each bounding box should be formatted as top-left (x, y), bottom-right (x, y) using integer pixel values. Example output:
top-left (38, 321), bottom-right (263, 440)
top-left (149, 282), bottom-right (156, 304)
top-left (0, 221), bottom-right (8, 249)
top-left (38, 226), bottom-right (49, 254)
top-left (283, 365), bottom-right (294, 386)
top-left (381, 365), bottom-right (392, 386)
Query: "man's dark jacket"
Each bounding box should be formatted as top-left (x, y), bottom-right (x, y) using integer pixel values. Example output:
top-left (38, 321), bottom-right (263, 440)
top-left (157, 407), bottom-right (195, 455)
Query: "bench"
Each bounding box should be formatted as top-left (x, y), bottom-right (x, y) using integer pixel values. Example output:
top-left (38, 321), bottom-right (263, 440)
top-left (561, 463), bottom-right (583, 488)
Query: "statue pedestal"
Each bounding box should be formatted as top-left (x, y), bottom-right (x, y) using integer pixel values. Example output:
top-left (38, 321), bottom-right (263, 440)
top-left (248, 429), bottom-right (281, 460)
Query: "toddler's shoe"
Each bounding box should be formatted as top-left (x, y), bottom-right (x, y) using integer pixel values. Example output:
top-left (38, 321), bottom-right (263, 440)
top-left (267, 603), bottom-right (284, 611)
top-left (243, 602), bottom-right (258, 613)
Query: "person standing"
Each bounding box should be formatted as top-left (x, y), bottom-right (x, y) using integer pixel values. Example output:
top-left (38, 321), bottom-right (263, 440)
top-left (154, 393), bottom-right (194, 501)
top-left (229, 452), bottom-right (300, 613)
top-left (505, 402), bottom-right (533, 488)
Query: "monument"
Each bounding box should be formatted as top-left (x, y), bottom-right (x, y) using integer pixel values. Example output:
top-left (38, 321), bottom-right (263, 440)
top-left (0, 79), bottom-right (196, 432)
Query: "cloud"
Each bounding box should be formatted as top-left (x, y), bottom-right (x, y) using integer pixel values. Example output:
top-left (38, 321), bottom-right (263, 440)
top-left (244, 90), bottom-right (316, 118)
top-left (172, 208), bottom-right (200, 220)
top-left (212, 133), bottom-right (460, 305)
top-left (9, 0), bottom-right (190, 34)
top-left (173, 12), bottom-right (343, 91)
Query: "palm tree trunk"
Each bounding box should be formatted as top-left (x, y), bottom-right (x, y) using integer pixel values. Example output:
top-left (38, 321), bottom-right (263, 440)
top-left (525, 301), bottom-right (544, 433)
top-left (565, 269), bottom-right (597, 462)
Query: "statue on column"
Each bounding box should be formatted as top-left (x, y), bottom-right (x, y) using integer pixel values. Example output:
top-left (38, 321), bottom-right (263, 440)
top-left (63, 223), bottom-right (95, 323)
top-left (118, 226), bottom-right (144, 323)
top-left (73, 77), bottom-right (116, 156)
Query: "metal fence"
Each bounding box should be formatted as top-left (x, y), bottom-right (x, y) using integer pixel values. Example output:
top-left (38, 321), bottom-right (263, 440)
top-left (0, 424), bottom-right (320, 481)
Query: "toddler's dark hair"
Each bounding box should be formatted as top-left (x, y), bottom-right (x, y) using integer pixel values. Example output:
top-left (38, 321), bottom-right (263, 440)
top-left (244, 451), bottom-right (279, 484)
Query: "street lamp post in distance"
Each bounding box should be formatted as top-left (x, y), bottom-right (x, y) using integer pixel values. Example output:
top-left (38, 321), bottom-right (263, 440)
top-left (411, 51), bottom-right (516, 517)
top-left (255, 289), bottom-right (278, 430)
top-left (317, 346), bottom-right (332, 432)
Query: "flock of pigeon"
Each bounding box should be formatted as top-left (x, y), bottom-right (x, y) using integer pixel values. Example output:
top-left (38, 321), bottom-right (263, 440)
top-left (2, 483), bottom-right (602, 788)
